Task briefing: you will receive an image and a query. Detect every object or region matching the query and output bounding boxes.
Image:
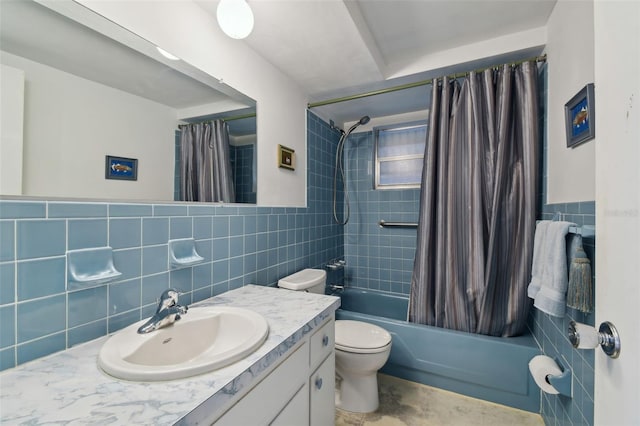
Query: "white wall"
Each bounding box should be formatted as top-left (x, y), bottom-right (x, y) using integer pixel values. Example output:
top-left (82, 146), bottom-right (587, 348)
top-left (545, 0), bottom-right (596, 203)
top-left (0, 64), bottom-right (25, 195)
top-left (593, 1), bottom-right (640, 424)
top-left (75, 0), bottom-right (308, 207)
top-left (1, 51), bottom-right (176, 201)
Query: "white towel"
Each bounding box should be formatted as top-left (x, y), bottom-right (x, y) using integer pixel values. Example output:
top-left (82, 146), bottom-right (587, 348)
top-left (527, 220), bottom-right (574, 317)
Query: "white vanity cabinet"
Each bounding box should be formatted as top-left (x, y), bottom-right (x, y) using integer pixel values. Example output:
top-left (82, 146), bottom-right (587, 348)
top-left (213, 315), bottom-right (335, 426)
top-left (308, 318), bottom-right (336, 426)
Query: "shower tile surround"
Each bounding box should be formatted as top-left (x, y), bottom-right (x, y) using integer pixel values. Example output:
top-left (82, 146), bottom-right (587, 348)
top-left (342, 131), bottom-right (420, 295)
top-left (231, 144), bottom-right (257, 204)
top-left (0, 110), bottom-right (343, 371)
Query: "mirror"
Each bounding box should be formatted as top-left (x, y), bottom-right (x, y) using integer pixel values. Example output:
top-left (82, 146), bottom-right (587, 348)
top-left (0, 0), bottom-right (257, 204)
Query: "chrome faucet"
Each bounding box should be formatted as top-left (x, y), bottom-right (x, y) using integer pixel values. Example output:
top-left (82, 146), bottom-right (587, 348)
top-left (137, 288), bottom-right (188, 334)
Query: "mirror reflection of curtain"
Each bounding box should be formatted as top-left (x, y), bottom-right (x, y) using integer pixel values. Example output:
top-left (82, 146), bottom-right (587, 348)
top-left (408, 61), bottom-right (539, 337)
top-left (179, 120), bottom-right (235, 203)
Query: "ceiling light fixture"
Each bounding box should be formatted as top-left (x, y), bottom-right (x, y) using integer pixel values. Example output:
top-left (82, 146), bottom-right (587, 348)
top-left (216, 0), bottom-right (254, 40)
top-left (156, 47), bottom-right (180, 61)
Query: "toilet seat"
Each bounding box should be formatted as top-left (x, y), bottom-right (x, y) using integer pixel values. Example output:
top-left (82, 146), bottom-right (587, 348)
top-left (335, 320), bottom-right (392, 354)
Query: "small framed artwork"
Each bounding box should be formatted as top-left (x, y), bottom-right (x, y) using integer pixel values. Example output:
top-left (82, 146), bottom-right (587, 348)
top-left (105, 155), bottom-right (138, 180)
top-left (564, 83), bottom-right (595, 148)
top-left (278, 144), bottom-right (295, 170)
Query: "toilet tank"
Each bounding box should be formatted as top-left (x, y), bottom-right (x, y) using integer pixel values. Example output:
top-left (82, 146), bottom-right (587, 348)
top-left (277, 269), bottom-right (327, 294)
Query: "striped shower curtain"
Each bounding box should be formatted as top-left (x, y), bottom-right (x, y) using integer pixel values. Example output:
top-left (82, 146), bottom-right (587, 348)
top-left (408, 61), bottom-right (539, 337)
top-left (179, 120), bottom-right (236, 203)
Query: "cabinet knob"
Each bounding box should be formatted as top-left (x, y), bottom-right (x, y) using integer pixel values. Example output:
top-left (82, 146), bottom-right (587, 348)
top-left (315, 377), bottom-right (323, 390)
top-left (322, 335), bottom-right (329, 346)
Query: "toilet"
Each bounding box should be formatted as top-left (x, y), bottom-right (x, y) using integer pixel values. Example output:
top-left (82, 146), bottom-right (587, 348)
top-left (278, 269), bottom-right (392, 413)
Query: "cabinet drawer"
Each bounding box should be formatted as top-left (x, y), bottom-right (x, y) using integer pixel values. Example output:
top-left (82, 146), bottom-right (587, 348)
top-left (309, 317), bottom-right (334, 370)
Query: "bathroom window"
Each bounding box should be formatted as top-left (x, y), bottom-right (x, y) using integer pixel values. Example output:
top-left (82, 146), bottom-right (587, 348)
top-left (374, 121), bottom-right (427, 189)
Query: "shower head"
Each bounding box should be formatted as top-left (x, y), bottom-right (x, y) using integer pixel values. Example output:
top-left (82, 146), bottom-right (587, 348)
top-left (346, 115), bottom-right (371, 135)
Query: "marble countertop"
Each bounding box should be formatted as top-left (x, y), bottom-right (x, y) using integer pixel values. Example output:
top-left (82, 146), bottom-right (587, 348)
top-left (0, 285), bottom-right (340, 425)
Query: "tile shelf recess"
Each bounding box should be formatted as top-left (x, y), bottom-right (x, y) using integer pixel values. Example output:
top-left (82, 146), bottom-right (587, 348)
top-left (67, 247), bottom-right (122, 290)
top-left (169, 238), bottom-right (205, 269)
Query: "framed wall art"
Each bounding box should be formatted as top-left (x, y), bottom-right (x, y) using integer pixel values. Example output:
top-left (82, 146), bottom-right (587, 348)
top-left (278, 144), bottom-right (295, 170)
top-left (105, 155), bottom-right (138, 180)
top-left (564, 83), bottom-right (595, 148)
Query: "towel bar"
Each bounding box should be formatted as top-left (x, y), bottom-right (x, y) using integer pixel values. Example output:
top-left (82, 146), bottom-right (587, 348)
top-left (378, 220), bottom-right (418, 228)
top-left (568, 225), bottom-right (595, 238)
top-left (537, 220), bottom-right (595, 238)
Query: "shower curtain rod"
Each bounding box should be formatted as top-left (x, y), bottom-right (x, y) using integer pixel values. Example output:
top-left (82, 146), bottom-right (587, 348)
top-left (307, 54), bottom-right (547, 109)
top-left (177, 112), bottom-right (256, 127)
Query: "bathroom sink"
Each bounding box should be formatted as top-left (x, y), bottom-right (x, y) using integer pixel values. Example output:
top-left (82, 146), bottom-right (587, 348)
top-left (98, 306), bottom-right (269, 381)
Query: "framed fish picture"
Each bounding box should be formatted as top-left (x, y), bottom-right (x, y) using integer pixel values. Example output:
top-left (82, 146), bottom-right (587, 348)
top-left (105, 155), bottom-right (138, 180)
top-left (564, 83), bottom-right (595, 148)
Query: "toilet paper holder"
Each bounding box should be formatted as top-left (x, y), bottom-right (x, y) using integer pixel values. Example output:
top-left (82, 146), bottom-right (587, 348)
top-left (568, 320), bottom-right (621, 358)
top-left (546, 358), bottom-right (572, 397)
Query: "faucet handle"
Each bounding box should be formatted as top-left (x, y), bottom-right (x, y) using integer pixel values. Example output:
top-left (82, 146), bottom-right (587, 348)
top-left (156, 288), bottom-right (181, 312)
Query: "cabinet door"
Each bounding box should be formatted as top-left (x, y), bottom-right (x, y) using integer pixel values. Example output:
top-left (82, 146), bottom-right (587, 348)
top-left (309, 352), bottom-right (335, 426)
top-left (215, 342), bottom-right (308, 425)
top-left (270, 382), bottom-right (309, 426)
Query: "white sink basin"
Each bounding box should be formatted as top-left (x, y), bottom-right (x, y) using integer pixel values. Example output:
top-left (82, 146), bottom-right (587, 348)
top-left (98, 306), bottom-right (269, 381)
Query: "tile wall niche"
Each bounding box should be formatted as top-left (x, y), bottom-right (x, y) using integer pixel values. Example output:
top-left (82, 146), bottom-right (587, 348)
top-left (0, 110), bottom-right (343, 371)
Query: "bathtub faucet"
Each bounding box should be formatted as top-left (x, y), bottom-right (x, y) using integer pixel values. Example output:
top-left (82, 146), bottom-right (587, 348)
top-left (137, 288), bottom-right (188, 334)
top-left (326, 259), bottom-right (346, 271)
top-left (329, 284), bottom-right (344, 292)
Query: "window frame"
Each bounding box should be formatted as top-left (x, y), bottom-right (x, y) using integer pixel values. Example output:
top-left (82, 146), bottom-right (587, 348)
top-left (374, 120), bottom-right (428, 190)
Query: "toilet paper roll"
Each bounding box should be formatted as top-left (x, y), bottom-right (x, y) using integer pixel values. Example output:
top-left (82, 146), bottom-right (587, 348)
top-left (572, 322), bottom-right (600, 349)
top-left (528, 355), bottom-right (561, 394)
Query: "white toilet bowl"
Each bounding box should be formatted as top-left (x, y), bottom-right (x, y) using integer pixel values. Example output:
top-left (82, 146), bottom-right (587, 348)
top-left (335, 320), bottom-right (392, 413)
top-left (277, 270), bottom-right (392, 413)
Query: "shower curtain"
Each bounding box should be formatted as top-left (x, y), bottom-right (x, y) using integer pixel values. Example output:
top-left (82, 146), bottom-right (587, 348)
top-left (408, 61), bottom-right (539, 337)
top-left (179, 120), bottom-right (235, 203)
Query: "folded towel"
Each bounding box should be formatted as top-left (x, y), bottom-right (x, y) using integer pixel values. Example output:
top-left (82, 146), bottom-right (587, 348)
top-left (527, 220), bottom-right (574, 317)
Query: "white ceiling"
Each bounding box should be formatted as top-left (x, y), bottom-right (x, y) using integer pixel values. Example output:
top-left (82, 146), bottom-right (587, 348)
top-left (197, 0), bottom-right (557, 127)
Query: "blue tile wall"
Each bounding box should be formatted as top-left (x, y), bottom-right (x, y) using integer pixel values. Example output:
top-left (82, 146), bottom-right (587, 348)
top-left (532, 63), bottom-right (596, 426)
top-left (231, 144), bottom-right (257, 204)
top-left (0, 110), bottom-right (342, 371)
top-left (342, 131), bottom-right (420, 295)
top-left (532, 201), bottom-right (596, 426)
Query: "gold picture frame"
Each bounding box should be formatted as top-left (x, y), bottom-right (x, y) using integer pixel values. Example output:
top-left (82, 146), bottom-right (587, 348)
top-left (278, 144), bottom-right (295, 170)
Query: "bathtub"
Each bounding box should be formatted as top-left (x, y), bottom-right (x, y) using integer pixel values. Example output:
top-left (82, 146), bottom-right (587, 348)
top-left (335, 288), bottom-right (541, 412)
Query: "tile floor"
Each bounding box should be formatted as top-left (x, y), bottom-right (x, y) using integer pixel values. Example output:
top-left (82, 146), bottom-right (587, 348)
top-left (335, 374), bottom-right (544, 426)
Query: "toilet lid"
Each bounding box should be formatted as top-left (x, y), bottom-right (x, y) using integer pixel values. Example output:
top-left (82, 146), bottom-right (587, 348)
top-left (335, 320), bottom-right (392, 352)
